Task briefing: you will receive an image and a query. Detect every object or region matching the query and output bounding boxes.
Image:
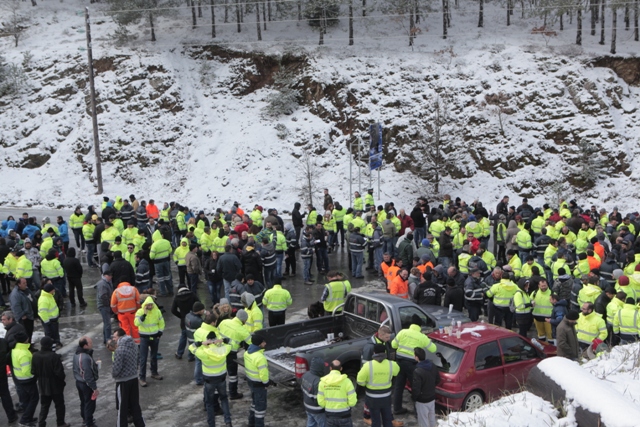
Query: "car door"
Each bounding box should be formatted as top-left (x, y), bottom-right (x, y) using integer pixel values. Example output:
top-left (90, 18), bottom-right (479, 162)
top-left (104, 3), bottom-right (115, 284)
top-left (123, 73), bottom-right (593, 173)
top-left (499, 336), bottom-right (540, 391)
top-left (469, 341), bottom-right (504, 402)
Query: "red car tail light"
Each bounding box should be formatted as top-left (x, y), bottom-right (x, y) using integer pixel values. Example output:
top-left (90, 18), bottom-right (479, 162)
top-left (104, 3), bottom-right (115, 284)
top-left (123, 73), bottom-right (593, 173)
top-left (295, 356), bottom-right (309, 378)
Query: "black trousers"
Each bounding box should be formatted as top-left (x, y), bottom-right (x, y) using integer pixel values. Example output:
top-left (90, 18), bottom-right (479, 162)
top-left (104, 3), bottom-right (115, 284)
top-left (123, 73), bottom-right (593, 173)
top-left (285, 247), bottom-right (297, 275)
top-left (393, 358), bottom-right (416, 412)
top-left (268, 310), bottom-right (286, 327)
top-left (515, 313), bottom-right (533, 337)
top-left (178, 265), bottom-right (187, 285)
top-left (116, 378), bottom-right (145, 427)
top-left (76, 380), bottom-right (95, 426)
top-left (16, 381), bottom-right (39, 424)
top-left (19, 318), bottom-right (34, 342)
top-left (0, 369), bottom-right (16, 422)
top-left (38, 393), bottom-right (66, 427)
top-left (68, 276), bottom-right (86, 305)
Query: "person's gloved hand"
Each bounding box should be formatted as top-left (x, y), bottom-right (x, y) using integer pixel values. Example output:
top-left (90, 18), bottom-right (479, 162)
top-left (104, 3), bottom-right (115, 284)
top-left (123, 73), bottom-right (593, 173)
top-left (223, 338), bottom-right (230, 344)
top-left (157, 331), bottom-right (163, 338)
top-left (194, 341), bottom-right (203, 347)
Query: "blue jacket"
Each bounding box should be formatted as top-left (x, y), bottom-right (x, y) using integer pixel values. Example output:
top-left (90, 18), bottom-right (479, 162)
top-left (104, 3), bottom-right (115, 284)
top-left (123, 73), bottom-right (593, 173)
top-left (549, 299), bottom-right (568, 327)
top-left (23, 224), bottom-right (40, 240)
top-left (58, 222), bottom-right (69, 243)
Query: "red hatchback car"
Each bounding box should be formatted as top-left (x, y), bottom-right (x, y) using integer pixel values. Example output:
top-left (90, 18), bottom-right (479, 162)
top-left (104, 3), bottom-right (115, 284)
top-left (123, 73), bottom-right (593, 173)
top-left (425, 322), bottom-right (556, 412)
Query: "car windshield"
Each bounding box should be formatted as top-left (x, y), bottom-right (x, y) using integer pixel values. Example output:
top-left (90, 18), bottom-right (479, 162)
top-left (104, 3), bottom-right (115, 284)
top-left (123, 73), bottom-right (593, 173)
top-left (425, 339), bottom-right (465, 374)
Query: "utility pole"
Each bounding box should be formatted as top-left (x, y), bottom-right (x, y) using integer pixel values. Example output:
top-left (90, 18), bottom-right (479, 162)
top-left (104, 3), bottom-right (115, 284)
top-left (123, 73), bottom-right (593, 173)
top-left (85, 7), bottom-right (103, 194)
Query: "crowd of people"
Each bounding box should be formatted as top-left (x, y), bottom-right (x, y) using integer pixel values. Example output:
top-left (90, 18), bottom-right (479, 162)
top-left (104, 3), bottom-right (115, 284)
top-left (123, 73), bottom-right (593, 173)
top-left (1, 189), bottom-right (640, 427)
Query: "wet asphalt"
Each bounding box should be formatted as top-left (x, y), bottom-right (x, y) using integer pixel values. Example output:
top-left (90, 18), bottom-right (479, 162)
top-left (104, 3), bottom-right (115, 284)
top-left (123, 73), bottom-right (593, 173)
top-left (1, 208), bottom-right (425, 427)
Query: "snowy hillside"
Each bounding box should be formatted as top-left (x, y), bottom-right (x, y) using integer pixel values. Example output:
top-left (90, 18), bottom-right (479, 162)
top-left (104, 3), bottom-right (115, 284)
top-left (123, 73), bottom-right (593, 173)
top-left (1, 1), bottom-right (640, 211)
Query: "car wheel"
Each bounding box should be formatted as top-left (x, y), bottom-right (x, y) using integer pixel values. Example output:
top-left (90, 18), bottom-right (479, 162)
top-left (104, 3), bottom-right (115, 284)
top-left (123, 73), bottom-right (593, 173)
top-left (462, 391), bottom-right (484, 412)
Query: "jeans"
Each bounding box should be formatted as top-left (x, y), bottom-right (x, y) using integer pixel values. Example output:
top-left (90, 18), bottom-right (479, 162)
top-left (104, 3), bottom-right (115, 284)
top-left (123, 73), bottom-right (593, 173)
top-left (307, 411), bottom-right (326, 427)
top-left (139, 335), bottom-right (159, 380)
top-left (194, 358), bottom-right (204, 385)
top-left (264, 265), bottom-right (276, 289)
top-left (76, 380), bottom-right (95, 427)
top-left (86, 242), bottom-right (96, 267)
top-left (366, 394), bottom-right (393, 427)
top-left (206, 280), bottom-right (218, 306)
top-left (382, 238), bottom-right (395, 258)
top-left (414, 227), bottom-right (426, 247)
top-left (437, 257), bottom-right (451, 269)
top-left (275, 253), bottom-right (284, 279)
top-left (155, 261), bottom-right (173, 295)
top-left (327, 232), bottom-right (337, 248)
top-left (188, 273), bottom-right (199, 294)
top-left (316, 248), bottom-right (329, 272)
top-left (374, 247), bottom-right (383, 274)
top-left (177, 328), bottom-right (188, 358)
top-left (52, 277), bottom-right (67, 298)
top-left (247, 382), bottom-right (267, 427)
top-left (351, 251), bottom-right (363, 277)
top-left (519, 250), bottom-right (531, 264)
top-left (99, 306), bottom-right (112, 344)
top-left (303, 258), bottom-right (312, 282)
top-left (393, 358), bottom-right (416, 412)
top-left (205, 378), bottom-right (231, 426)
top-left (223, 279), bottom-right (232, 300)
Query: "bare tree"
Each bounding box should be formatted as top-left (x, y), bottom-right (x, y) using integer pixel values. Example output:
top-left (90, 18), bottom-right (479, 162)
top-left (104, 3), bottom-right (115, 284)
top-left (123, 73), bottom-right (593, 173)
top-left (600, 0), bottom-right (606, 43)
top-left (349, 0), bottom-right (353, 45)
top-left (297, 151), bottom-right (321, 207)
top-left (478, 0), bottom-right (484, 27)
top-left (483, 92), bottom-right (513, 136)
top-left (576, 0), bottom-right (583, 44)
top-left (210, 0), bottom-right (216, 37)
top-left (2, 0), bottom-right (29, 47)
top-left (256, 1), bottom-right (262, 40)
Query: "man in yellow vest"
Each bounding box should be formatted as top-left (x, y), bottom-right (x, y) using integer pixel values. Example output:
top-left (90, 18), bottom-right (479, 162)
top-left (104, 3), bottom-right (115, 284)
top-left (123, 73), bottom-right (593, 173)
top-left (318, 360), bottom-right (357, 426)
top-left (263, 283), bottom-right (292, 326)
top-left (241, 292), bottom-right (263, 333)
top-left (134, 296), bottom-right (166, 387)
top-left (577, 302), bottom-right (607, 352)
top-left (38, 282), bottom-right (62, 347)
top-left (613, 297), bottom-right (639, 344)
top-left (244, 334), bottom-right (272, 427)
top-left (190, 330), bottom-right (233, 426)
top-left (531, 279), bottom-right (553, 342)
top-left (321, 271), bottom-right (352, 316)
top-left (486, 270), bottom-right (519, 330)
top-left (391, 320), bottom-right (437, 415)
top-left (357, 343), bottom-right (400, 427)
top-left (218, 309), bottom-right (252, 400)
top-left (11, 332), bottom-right (39, 425)
top-left (150, 235), bottom-right (173, 297)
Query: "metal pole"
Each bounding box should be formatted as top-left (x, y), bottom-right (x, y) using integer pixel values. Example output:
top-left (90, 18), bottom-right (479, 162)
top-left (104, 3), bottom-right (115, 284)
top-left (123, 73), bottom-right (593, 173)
top-left (85, 7), bottom-right (103, 194)
top-left (349, 141), bottom-right (352, 208)
top-left (378, 168), bottom-right (380, 200)
top-left (358, 136), bottom-right (361, 196)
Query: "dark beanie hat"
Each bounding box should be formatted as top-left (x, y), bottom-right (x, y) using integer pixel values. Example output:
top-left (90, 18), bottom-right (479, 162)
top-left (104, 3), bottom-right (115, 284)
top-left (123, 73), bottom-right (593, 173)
top-left (44, 283), bottom-right (55, 293)
top-left (40, 336), bottom-right (54, 350)
top-left (193, 301), bottom-right (205, 312)
top-left (566, 310), bottom-right (580, 321)
top-left (558, 268), bottom-right (567, 276)
top-left (373, 344), bottom-right (386, 355)
top-left (251, 334), bottom-right (265, 346)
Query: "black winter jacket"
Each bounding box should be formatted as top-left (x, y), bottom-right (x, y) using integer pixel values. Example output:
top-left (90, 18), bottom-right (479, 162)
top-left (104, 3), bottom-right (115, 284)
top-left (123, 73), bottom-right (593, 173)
top-left (110, 258), bottom-right (136, 286)
top-left (63, 255), bottom-right (83, 279)
top-left (171, 287), bottom-right (200, 329)
top-left (412, 359), bottom-right (440, 403)
top-left (32, 348), bottom-right (66, 395)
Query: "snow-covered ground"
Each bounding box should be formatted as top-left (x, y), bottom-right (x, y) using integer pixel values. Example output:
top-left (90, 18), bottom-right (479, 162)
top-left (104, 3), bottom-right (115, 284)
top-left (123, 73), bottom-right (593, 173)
top-left (438, 343), bottom-right (640, 427)
top-left (1, 1), bottom-right (639, 211)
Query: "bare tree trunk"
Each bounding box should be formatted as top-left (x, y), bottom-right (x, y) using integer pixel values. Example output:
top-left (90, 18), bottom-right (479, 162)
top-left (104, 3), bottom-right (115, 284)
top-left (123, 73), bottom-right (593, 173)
top-left (600, 0), bottom-right (605, 43)
top-left (363, 0), bottom-right (366, 16)
top-left (211, 0), bottom-right (216, 37)
top-left (263, 1), bottom-right (267, 30)
top-left (590, 0), bottom-right (596, 35)
top-left (191, 0), bottom-right (197, 29)
top-left (268, 0), bottom-right (272, 21)
top-left (298, 0), bottom-right (301, 20)
top-left (635, 0), bottom-right (639, 41)
top-left (30, 0), bottom-right (37, 6)
top-left (560, 13), bottom-right (563, 31)
top-left (479, 0), bottom-right (484, 27)
top-left (611, 7), bottom-right (617, 54)
top-left (150, 12), bottom-right (156, 41)
top-left (236, 0), bottom-right (241, 32)
top-left (443, 0), bottom-right (448, 38)
top-left (507, 0), bottom-right (511, 26)
top-left (198, 0), bottom-right (203, 17)
top-left (576, 5), bottom-right (582, 44)
top-left (416, 2), bottom-right (421, 22)
top-left (625, 4), bottom-right (630, 29)
top-left (256, 3), bottom-right (262, 40)
top-left (410, 6), bottom-right (415, 45)
top-left (224, 0), bottom-right (229, 22)
top-left (521, 0), bottom-right (524, 18)
top-left (349, 0), bottom-right (354, 45)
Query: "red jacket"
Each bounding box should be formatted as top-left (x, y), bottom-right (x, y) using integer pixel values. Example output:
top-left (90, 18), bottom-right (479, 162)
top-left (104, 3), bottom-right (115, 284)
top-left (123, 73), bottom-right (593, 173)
top-left (398, 214), bottom-right (415, 235)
